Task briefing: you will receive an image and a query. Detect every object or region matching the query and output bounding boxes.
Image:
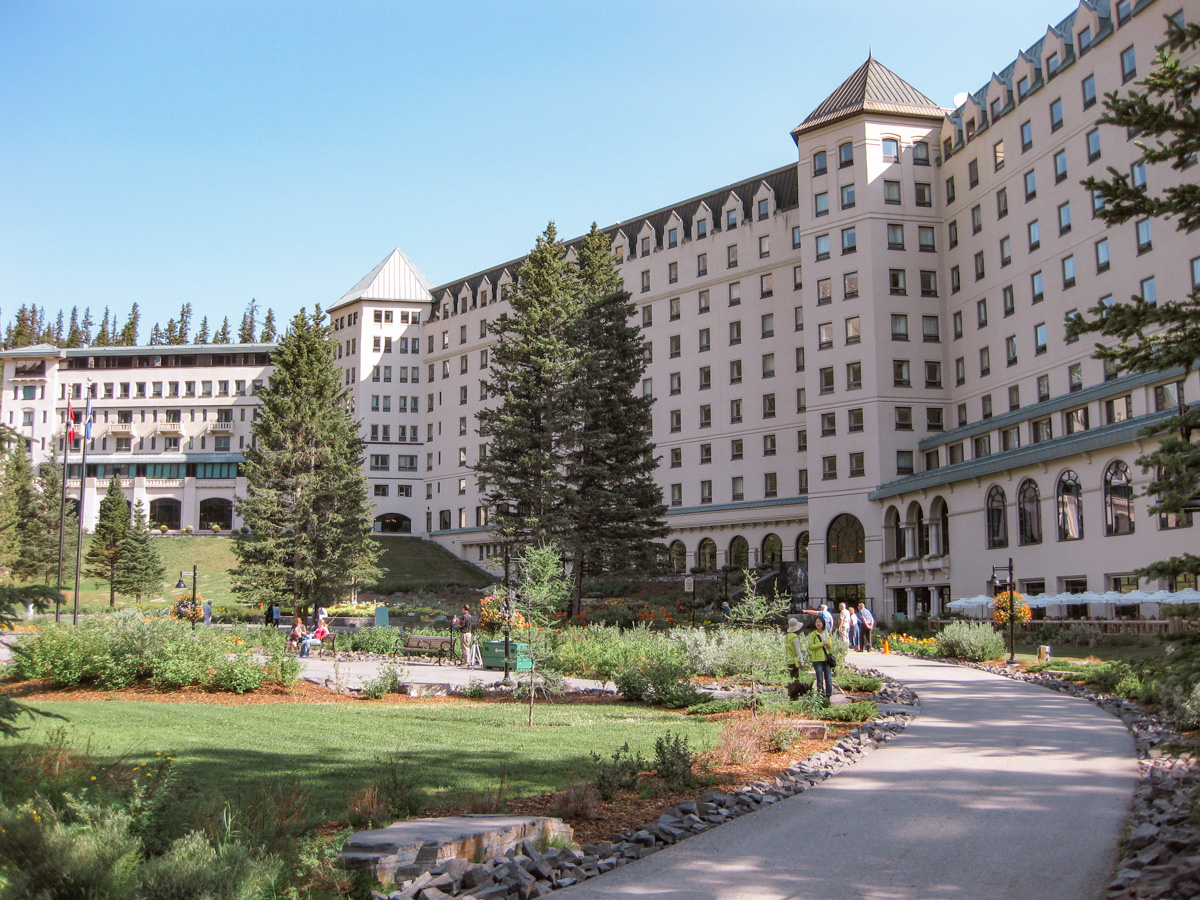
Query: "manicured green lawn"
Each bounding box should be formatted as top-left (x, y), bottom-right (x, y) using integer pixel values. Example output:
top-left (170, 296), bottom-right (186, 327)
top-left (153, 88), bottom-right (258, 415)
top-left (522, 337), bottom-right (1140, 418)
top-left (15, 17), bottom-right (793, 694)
top-left (1003, 640), bottom-right (1161, 667)
top-left (20, 700), bottom-right (719, 816)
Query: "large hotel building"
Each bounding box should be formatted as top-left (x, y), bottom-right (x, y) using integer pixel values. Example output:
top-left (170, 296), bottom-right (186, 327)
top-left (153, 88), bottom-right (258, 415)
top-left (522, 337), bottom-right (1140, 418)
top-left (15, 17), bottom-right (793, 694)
top-left (4, 0), bottom-right (1198, 618)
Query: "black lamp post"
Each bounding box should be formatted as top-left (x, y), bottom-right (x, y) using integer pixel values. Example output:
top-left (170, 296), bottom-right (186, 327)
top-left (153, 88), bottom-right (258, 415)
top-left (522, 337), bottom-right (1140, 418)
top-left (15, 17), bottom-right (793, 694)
top-left (501, 590), bottom-right (514, 686)
top-left (992, 557), bottom-right (1017, 665)
top-left (176, 565), bottom-right (198, 630)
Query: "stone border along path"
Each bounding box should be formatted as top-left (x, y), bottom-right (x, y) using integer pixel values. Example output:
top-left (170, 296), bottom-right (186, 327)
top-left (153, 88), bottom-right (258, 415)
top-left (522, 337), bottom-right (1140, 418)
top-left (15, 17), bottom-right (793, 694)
top-left (372, 668), bottom-right (920, 900)
top-left (893, 653), bottom-right (1200, 900)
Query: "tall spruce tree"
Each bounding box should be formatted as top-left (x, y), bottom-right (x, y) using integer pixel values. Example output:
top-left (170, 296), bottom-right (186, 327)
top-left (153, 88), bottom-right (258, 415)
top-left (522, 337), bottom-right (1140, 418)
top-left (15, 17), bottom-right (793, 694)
top-left (259, 308), bottom-right (277, 343)
top-left (0, 445), bottom-right (36, 579)
top-left (83, 472), bottom-right (130, 607)
top-left (475, 223), bottom-right (581, 553)
top-left (14, 452), bottom-right (76, 583)
top-left (174, 303), bottom-right (193, 344)
top-left (95, 307), bottom-right (112, 346)
top-left (213, 317), bottom-right (231, 344)
top-left (195, 317), bottom-right (210, 344)
top-left (562, 225), bottom-right (667, 615)
top-left (232, 308), bottom-right (379, 616)
top-left (119, 303), bottom-right (140, 346)
top-left (1069, 14), bottom-right (1200, 585)
top-left (66, 307), bottom-right (82, 347)
top-left (80, 307), bottom-right (93, 345)
top-left (53, 311), bottom-right (64, 344)
top-left (238, 299), bottom-right (258, 343)
top-left (112, 500), bottom-right (166, 602)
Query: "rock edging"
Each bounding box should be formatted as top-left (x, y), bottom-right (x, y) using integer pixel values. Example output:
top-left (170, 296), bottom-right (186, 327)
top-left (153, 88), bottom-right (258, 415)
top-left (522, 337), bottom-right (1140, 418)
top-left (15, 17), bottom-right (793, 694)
top-left (891, 651), bottom-right (1199, 900)
top-left (371, 669), bottom-right (918, 900)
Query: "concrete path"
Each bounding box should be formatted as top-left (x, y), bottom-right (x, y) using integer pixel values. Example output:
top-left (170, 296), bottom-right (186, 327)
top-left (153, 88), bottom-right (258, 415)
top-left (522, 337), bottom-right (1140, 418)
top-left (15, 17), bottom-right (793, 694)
top-left (558, 653), bottom-right (1138, 900)
top-left (297, 655), bottom-right (606, 692)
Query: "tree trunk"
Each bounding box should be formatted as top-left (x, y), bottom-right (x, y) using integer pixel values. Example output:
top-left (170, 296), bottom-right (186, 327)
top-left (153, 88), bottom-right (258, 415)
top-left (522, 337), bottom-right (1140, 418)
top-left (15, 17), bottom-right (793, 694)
top-left (571, 549), bottom-right (584, 620)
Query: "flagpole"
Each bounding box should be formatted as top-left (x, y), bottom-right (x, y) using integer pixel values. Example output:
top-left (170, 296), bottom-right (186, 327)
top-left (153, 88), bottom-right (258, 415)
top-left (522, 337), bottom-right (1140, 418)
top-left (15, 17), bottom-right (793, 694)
top-left (55, 436), bottom-right (69, 624)
top-left (72, 391), bottom-right (92, 626)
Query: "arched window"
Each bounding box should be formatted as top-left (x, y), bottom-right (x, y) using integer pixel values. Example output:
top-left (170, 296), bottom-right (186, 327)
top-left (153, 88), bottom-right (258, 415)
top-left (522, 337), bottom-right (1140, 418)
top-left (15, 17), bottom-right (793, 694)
top-left (373, 513), bottom-right (412, 534)
top-left (795, 531), bottom-right (809, 564)
top-left (1057, 470), bottom-right (1084, 541)
top-left (728, 536), bottom-right (749, 570)
top-left (669, 541), bottom-right (687, 574)
top-left (826, 514), bottom-right (865, 564)
top-left (761, 533), bottom-right (783, 565)
top-left (149, 498), bottom-right (181, 531)
top-left (985, 485), bottom-right (1008, 549)
top-left (697, 538), bottom-right (717, 572)
top-left (1018, 479), bottom-right (1042, 545)
top-left (908, 502), bottom-right (928, 557)
top-left (198, 497), bottom-right (233, 531)
top-left (884, 506), bottom-right (902, 560)
top-left (1105, 460), bottom-right (1135, 535)
top-left (929, 496), bottom-right (950, 556)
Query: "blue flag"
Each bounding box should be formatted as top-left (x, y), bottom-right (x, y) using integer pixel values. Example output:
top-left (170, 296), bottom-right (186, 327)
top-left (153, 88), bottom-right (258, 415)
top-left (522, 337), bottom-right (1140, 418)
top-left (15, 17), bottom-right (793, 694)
top-left (84, 396), bottom-right (93, 441)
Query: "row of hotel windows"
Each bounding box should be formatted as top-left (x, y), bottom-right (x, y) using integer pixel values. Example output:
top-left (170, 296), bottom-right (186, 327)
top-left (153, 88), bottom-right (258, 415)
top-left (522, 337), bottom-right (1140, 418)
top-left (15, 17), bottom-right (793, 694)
top-left (60, 434), bottom-right (242, 453)
top-left (810, 137), bottom-right (929, 177)
top-left (625, 196), bottom-right (779, 261)
top-left (640, 252), bottom-right (781, 294)
top-left (669, 471), bottom-right (791, 506)
top-left (428, 351), bottom-right (490, 380)
top-left (58, 379), bottom-right (262, 399)
top-left (62, 462), bottom-right (241, 479)
top-left (926, 381), bottom-right (1185, 470)
top-left (983, 460), bottom-right (1192, 550)
top-left (60, 353), bottom-right (270, 371)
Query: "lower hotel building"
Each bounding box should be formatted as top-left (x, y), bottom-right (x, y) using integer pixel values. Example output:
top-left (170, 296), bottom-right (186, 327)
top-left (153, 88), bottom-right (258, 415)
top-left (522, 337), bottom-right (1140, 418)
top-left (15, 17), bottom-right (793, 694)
top-left (4, 0), bottom-right (1198, 619)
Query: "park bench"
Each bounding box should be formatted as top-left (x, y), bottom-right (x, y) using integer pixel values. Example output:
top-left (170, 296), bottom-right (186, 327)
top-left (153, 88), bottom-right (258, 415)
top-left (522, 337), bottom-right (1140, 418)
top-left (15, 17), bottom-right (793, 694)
top-left (398, 634), bottom-right (458, 666)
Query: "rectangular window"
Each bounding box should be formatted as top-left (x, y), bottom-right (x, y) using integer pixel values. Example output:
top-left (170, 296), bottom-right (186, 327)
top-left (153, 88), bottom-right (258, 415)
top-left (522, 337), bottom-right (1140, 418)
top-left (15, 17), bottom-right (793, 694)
top-left (1082, 73), bottom-right (1096, 108)
top-left (891, 314), bottom-right (909, 341)
top-left (821, 411), bottom-right (836, 437)
top-left (953, 311), bottom-right (963, 339)
top-left (928, 407), bottom-right (944, 431)
top-left (1006, 335), bottom-right (1018, 365)
top-left (844, 316), bottom-right (861, 344)
top-left (915, 183), bottom-right (932, 207)
top-left (815, 234), bottom-right (830, 260)
top-left (1087, 128), bottom-right (1101, 162)
top-left (1050, 97), bottom-right (1064, 131)
top-left (793, 265), bottom-right (803, 290)
top-left (762, 393), bottom-right (776, 418)
top-left (668, 261), bottom-right (678, 283)
top-left (841, 227), bottom-right (856, 254)
top-left (1065, 406), bottom-right (1090, 435)
top-left (1096, 238), bottom-right (1110, 272)
top-left (1106, 395), bottom-right (1132, 424)
top-left (968, 158), bottom-right (979, 188)
top-left (846, 361), bottom-right (862, 390)
top-left (917, 225), bottom-right (935, 252)
top-left (1136, 218), bottom-right (1152, 253)
top-left (698, 328), bottom-right (710, 352)
top-left (815, 191), bottom-right (829, 217)
top-left (1021, 120), bottom-right (1033, 152)
top-left (1141, 276), bottom-right (1157, 306)
top-left (839, 142), bottom-right (853, 167)
top-left (843, 271), bottom-right (858, 299)
top-left (1000, 235), bottom-right (1012, 266)
top-left (979, 346), bottom-right (991, 376)
top-left (840, 184), bottom-right (856, 209)
top-left (849, 453), bottom-right (865, 478)
top-left (758, 198), bottom-right (769, 220)
top-left (819, 366), bottom-right (834, 394)
top-left (729, 282), bottom-right (741, 306)
top-left (1035, 322), bottom-right (1048, 354)
top-left (817, 277), bottom-right (832, 304)
top-left (822, 456), bottom-right (837, 480)
top-left (792, 225), bottom-right (802, 249)
top-left (729, 360), bottom-right (742, 384)
top-left (1121, 45), bottom-right (1136, 82)
top-left (889, 269), bottom-right (907, 295)
top-left (760, 273), bottom-right (774, 297)
top-left (727, 244), bottom-right (738, 268)
top-left (848, 407), bottom-right (864, 433)
top-left (975, 250), bottom-right (986, 281)
top-left (997, 186), bottom-right (1009, 218)
top-left (895, 406), bottom-right (913, 430)
top-left (923, 316), bottom-right (941, 343)
top-left (893, 359), bottom-right (911, 387)
top-left (896, 451), bottom-right (914, 476)
top-left (729, 320), bottom-right (741, 345)
top-left (1058, 201), bottom-right (1072, 234)
top-left (884, 180), bottom-right (901, 204)
top-left (882, 137), bottom-right (899, 162)
top-left (701, 481), bottom-right (712, 504)
top-left (1069, 362), bottom-right (1083, 392)
top-left (731, 477), bottom-right (744, 502)
top-left (945, 176), bottom-right (956, 204)
top-left (913, 141), bottom-right (930, 165)
top-left (994, 139), bottom-right (1006, 170)
top-left (920, 270), bottom-right (937, 297)
top-left (812, 150), bottom-right (827, 175)
top-left (1062, 254), bottom-right (1076, 288)
top-left (971, 204), bottom-right (983, 234)
top-left (761, 354), bottom-right (775, 378)
top-left (948, 220), bottom-right (958, 248)
top-left (888, 223), bottom-right (905, 250)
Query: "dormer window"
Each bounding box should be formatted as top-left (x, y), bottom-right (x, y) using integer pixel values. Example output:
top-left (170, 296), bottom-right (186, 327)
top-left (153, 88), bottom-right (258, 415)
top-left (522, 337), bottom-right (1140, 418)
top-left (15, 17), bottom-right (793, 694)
top-left (1018, 76), bottom-right (1030, 99)
top-left (726, 209), bottom-right (738, 229)
top-left (668, 227), bottom-right (678, 248)
top-left (1046, 53), bottom-right (1059, 76)
top-left (696, 218), bottom-right (707, 239)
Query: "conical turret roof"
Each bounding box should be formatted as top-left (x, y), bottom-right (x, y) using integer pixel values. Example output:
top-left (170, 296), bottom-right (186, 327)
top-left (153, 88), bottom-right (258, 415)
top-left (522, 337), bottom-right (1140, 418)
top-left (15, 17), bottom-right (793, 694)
top-left (792, 54), bottom-right (944, 139)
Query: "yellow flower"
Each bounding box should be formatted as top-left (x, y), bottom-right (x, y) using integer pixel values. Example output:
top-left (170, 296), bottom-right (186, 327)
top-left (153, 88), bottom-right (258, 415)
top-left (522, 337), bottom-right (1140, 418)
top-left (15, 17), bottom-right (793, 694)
top-left (90, 776), bottom-right (97, 781)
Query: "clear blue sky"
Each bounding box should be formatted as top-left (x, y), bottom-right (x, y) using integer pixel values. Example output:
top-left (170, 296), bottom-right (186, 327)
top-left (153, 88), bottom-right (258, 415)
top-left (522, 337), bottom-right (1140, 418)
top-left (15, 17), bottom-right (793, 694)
top-left (2, 0), bottom-right (1067, 340)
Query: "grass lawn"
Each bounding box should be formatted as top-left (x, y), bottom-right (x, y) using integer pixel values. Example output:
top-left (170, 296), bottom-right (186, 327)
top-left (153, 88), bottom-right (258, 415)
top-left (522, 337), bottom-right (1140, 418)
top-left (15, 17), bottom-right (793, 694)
top-left (54, 535), bottom-right (491, 616)
top-left (19, 700), bottom-right (719, 817)
top-left (1009, 640), bottom-right (1161, 667)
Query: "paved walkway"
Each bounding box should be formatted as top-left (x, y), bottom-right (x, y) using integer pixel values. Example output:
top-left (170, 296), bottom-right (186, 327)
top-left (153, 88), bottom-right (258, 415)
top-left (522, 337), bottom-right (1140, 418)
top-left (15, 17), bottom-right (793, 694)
top-left (558, 652), bottom-right (1138, 900)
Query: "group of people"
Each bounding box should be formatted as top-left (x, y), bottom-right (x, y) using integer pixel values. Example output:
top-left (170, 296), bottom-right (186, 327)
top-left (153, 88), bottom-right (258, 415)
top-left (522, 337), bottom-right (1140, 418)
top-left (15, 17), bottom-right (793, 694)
top-left (286, 605), bottom-right (329, 658)
top-left (785, 601), bottom-right (876, 701)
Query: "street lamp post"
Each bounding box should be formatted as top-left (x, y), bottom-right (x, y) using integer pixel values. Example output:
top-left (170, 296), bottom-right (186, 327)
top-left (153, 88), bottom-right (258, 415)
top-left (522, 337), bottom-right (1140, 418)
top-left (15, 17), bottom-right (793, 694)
top-left (176, 565), bottom-right (198, 630)
top-left (992, 557), bottom-right (1017, 665)
top-left (501, 590), bottom-right (515, 687)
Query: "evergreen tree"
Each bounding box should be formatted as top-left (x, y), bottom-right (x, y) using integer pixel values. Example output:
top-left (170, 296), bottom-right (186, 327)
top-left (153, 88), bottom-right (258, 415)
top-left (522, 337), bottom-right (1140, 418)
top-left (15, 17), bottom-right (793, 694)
top-left (259, 308), bottom-right (277, 343)
top-left (232, 308), bottom-right (380, 618)
top-left (83, 472), bottom-right (129, 607)
top-left (561, 225), bottom-right (667, 615)
top-left (119, 303), bottom-right (140, 346)
top-left (174, 302), bottom-right (193, 344)
top-left (213, 317), bottom-right (231, 344)
top-left (1070, 14), bottom-right (1200, 585)
top-left (112, 500), bottom-right (166, 602)
top-left (0, 583), bottom-right (61, 736)
top-left (95, 307), bottom-right (112, 347)
top-left (238, 298), bottom-right (258, 343)
top-left (13, 452), bottom-right (75, 583)
top-left (53, 311), bottom-right (64, 345)
top-left (0, 444), bottom-right (33, 578)
top-left (36, 306), bottom-right (55, 344)
top-left (163, 318), bottom-right (179, 344)
top-left (149, 323), bottom-right (163, 346)
top-left (80, 307), bottom-right (93, 345)
top-left (195, 317), bottom-right (210, 344)
top-left (475, 223), bottom-right (581, 554)
top-left (66, 307), bottom-right (81, 348)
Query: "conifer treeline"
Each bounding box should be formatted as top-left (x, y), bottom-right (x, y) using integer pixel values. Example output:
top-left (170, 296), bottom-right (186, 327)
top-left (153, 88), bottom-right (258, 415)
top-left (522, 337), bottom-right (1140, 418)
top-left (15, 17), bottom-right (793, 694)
top-left (1, 299), bottom-right (278, 350)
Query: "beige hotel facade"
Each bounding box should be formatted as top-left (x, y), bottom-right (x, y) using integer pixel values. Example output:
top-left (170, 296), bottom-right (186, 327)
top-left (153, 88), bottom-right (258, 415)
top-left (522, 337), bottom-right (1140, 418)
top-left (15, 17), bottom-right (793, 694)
top-left (4, 0), bottom-right (1198, 619)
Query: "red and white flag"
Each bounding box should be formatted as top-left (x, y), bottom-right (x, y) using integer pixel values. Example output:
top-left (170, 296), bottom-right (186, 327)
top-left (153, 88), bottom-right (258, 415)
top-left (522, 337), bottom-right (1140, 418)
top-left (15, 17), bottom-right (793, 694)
top-left (67, 399), bottom-right (76, 443)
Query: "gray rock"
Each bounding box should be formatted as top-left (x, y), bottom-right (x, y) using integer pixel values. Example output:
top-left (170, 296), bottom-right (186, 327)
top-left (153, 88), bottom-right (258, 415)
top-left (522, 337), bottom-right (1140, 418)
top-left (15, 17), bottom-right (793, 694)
top-left (462, 865), bottom-right (493, 890)
top-left (1126, 822), bottom-right (1159, 851)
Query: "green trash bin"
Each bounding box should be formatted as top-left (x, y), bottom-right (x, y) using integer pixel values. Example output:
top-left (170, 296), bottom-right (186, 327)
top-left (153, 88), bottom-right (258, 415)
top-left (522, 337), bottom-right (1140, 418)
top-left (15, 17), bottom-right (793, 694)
top-left (374, 606), bottom-right (389, 627)
top-left (480, 640), bottom-right (532, 671)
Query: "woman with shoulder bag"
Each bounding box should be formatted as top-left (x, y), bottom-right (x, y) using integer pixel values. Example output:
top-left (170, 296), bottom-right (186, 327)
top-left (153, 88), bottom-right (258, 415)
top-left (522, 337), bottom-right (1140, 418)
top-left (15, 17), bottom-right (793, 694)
top-left (808, 615), bottom-right (834, 700)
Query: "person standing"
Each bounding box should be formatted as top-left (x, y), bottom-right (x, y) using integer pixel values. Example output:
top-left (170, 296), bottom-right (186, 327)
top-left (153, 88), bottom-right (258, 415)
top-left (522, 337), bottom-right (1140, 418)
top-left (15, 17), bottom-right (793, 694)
top-left (459, 604), bottom-right (475, 668)
top-left (837, 602), bottom-right (852, 646)
top-left (317, 605), bottom-right (328, 628)
top-left (271, 603), bottom-right (281, 630)
top-left (784, 617), bottom-right (805, 700)
top-left (202, 599), bottom-right (212, 626)
top-left (858, 603), bottom-right (875, 652)
top-left (808, 616), bottom-right (834, 700)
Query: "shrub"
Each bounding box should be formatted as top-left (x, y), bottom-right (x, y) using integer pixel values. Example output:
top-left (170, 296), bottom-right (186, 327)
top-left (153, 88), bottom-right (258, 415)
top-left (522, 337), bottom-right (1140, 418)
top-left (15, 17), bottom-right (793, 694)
top-left (360, 663), bottom-right (406, 699)
top-left (614, 657), bottom-right (705, 708)
top-left (136, 829), bottom-right (281, 900)
top-left (590, 742), bottom-right (646, 800)
top-left (549, 783), bottom-right (599, 821)
top-left (461, 679), bottom-right (488, 699)
top-left (814, 700), bottom-right (878, 722)
top-left (706, 713), bottom-right (804, 765)
top-left (936, 621), bottom-right (1006, 662)
top-left (653, 732), bottom-right (697, 790)
top-left (213, 657), bottom-right (265, 694)
top-left (261, 648), bottom-right (300, 686)
top-left (834, 672), bottom-right (882, 693)
top-left (685, 698), bottom-right (750, 716)
top-left (370, 753), bottom-right (427, 820)
top-left (350, 627), bottom-right (405, 655)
